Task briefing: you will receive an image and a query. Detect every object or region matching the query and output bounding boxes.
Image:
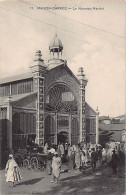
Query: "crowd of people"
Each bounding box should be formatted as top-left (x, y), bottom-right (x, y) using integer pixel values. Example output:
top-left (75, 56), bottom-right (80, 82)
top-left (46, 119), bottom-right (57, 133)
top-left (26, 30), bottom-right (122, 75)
top-left (5, 141), bottom-right (125, 187)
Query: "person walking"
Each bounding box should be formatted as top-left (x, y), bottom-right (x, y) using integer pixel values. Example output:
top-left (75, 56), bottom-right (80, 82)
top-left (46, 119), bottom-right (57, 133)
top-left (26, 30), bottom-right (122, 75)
top-left (111, 149), bottom-right (118, 175)
top-left (59, 143), bottom-right (65, 163)
top-left (68, 145), bottom-right (75, 169)
top-left (57, 145), bottom-right (61, 157)
top-left (51, 152), bottom-right (62, 183)
top-left (5, 154), bottom-right (22, 187)
top-left (102, 148), bottom-right (107, 164)
top-left (91, 148), bottom-right (98, 174)
top-left (59, 143), bottom-right (65, 156)
top-left (97, 148), bottom-right (102, 164)
top-left (46, 151), bottom-right (53, 175)
top-left (75, 145), bottom-right (81, 169)
top-left (44, 143), bottom-right (48, 154)
top-left (64, 143), bottom-right (68, 156)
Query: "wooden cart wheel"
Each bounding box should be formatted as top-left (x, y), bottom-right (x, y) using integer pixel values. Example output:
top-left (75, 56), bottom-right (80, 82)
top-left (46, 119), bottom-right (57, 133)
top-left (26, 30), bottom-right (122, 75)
top-left (23, 159), bottom-right (29, 169)
top-left (41, 161), bottom-right (47, 171)
top-left (30, 157), bottom-right (38, 171)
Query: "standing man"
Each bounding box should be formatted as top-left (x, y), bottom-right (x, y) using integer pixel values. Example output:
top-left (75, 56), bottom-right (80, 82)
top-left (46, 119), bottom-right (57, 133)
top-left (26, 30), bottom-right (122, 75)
top-left (91, 148), bottom-right (98, 174)
top-left (111, 149), bottom-right (118, 175)
top-left (51, 152), bottom-right (62, 183)
top-left (5, 154), bottom-right (22, 187)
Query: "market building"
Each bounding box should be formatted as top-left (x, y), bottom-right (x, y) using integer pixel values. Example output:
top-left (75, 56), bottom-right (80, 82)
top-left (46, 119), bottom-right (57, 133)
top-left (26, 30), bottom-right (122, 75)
top-left (0, 34), bottom-right (99, 156)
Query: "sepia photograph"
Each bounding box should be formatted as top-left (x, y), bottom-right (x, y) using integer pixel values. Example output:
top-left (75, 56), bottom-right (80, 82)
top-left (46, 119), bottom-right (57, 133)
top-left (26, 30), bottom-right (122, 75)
top-left (0, 0), bottom-right (125, 194)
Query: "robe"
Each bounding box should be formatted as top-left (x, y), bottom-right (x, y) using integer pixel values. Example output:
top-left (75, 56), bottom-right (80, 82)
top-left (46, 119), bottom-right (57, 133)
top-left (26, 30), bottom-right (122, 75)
top-left (52, 156), bottom-right (61, 178)
top-left (5, 158), bottom-right (22, 182)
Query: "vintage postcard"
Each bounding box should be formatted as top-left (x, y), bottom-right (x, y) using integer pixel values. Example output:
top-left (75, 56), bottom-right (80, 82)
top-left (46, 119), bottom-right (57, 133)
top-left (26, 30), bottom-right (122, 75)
top-left (0, 0), bottom-right (125, 194)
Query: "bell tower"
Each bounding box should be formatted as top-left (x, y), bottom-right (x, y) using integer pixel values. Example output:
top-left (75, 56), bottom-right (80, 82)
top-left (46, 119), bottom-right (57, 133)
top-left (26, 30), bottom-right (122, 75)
top-left (48, 34), bottom-right (65, 69)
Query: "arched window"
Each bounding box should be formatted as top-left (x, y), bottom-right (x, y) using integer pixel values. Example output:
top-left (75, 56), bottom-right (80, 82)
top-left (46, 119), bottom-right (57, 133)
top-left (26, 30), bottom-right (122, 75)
top-left (45, 84), bottom-right (78, 113)
top-left (44, 115), bottom-right (56, 145)
top-left (45, 115), bottom-right (55, 135)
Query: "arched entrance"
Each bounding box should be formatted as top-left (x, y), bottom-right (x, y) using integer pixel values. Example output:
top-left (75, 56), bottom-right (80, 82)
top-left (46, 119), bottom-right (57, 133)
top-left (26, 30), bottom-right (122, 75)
top-left (57, 131), bottom-right (69, 144)
top-left (45, 83), bottom-right (79, 145)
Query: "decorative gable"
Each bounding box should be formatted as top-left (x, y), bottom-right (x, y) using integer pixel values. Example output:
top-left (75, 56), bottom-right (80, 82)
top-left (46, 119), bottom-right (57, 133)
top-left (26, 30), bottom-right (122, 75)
top-left (45, 65), bottom-right (80, 98)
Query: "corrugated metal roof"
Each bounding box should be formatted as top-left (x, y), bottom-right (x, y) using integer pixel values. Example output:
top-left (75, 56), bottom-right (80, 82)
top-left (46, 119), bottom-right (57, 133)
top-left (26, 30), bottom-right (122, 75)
top-left (0, 92), bottom-right (36, 106)
top-left (0, 72), bottom-right (33, 84)
top-left (99, 116), bottom-right (111, 121)
top-left (99, 123), bottom-right (125, 131)
top-left (0, 64), bottom-right (80, 85)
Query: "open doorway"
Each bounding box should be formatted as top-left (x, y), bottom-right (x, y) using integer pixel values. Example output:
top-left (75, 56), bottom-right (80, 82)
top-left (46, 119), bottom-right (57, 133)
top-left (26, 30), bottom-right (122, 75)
top-left (57, 131), bottom-right (69, 144)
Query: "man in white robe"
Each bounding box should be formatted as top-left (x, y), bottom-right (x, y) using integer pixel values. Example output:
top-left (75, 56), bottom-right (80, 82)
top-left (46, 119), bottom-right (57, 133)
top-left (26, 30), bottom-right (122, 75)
top-left (5, 154), bottom-right (22, 187)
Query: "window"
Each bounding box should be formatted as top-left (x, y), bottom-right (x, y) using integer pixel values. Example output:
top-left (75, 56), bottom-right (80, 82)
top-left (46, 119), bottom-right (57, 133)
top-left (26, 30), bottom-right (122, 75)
top-left (62, 92), bottom-right (74, 101)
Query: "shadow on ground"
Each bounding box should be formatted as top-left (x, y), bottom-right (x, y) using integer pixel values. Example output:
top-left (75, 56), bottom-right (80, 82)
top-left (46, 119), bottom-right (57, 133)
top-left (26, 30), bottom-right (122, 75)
top-left (32, 166), bottom-right (125, 195)
top-left (16, 177), bottom-right (45, 186)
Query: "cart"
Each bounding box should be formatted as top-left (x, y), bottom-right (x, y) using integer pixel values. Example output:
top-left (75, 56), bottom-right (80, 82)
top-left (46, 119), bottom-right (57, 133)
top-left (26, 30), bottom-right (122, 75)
top-left (23, 153), bottom-right (47, 171)
top-left (14, 149), bottom-right (28, 167)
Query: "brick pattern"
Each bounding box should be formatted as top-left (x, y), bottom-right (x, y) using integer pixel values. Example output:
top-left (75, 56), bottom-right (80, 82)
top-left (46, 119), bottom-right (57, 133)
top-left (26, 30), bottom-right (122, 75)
top-left (33, 74), bottom-right (44, 146)
top-left (45, 66), bottom-right (80, 101)
top-left (80, 86), bottom-right (86, 142)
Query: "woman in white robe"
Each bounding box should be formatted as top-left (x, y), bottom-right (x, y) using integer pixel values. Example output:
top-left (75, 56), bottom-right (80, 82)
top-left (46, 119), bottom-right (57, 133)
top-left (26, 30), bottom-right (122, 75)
top-left (5, 154), bottom-right (22, 187)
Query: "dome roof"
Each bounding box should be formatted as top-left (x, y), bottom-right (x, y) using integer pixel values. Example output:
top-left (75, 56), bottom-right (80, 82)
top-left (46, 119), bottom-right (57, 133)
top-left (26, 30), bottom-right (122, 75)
top-left (49, 34), bottom-right (63, 52)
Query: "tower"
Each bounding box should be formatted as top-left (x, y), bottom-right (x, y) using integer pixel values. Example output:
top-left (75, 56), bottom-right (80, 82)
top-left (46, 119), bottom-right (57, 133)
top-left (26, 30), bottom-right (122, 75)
top-left (30, 50), bottom-right (47, 146)
top-left (48, 34), bottom-right (65, 69)
top-left (77, 67), bottom-right (88, 143)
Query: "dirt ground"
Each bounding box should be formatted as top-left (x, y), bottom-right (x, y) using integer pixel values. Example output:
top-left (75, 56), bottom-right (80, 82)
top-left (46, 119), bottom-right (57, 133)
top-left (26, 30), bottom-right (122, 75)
top-left (0, 163), bottom-right (125, 195)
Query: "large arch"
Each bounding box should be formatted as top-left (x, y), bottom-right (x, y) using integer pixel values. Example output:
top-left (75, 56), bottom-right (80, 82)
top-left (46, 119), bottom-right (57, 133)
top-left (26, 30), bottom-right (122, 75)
top-left (44, 83), bottom-right (79, 145)
top-left (45, 83), bottom-right (79, 114)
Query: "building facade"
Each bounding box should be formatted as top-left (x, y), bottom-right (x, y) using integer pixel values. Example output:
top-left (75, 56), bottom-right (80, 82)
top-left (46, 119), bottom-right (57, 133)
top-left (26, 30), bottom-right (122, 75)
top-left (99, 115), bottom-right (126, 146)
top-left (0, 34), bottom-right (99, 155)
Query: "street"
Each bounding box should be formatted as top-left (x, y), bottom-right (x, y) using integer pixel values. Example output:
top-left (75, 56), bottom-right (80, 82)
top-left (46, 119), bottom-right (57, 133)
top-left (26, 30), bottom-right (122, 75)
top-left (0, 163), bottom-right (125, 195)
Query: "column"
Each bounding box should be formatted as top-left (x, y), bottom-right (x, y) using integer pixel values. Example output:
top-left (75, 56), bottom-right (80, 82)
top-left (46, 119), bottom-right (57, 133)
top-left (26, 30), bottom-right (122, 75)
top-left (0, 135), bottom-right (2, 168)
top-left (96, 107), bottom-right (100, 145)
top-left (55, 113), bottom-right (58, 145)
top-left (80, 88), bottom-right (86, 143)
top-left (30, 50), bottom-right (46, 147)
top-left (69, 114), bottom-right (71, 145)
top-left (36, 77), bottom-right (44, 146)
top-left (77, 67), bottom-right (88, 144)
top-left (5, 97), bottom-right (13, 150)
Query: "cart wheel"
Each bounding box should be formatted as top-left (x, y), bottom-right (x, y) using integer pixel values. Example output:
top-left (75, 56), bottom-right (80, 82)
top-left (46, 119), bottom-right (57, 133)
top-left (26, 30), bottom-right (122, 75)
top-left (30, 157), bottom-right (38, 171)
top-left (23, 159), bottom-right (29, 169)
top-left (42, 161), bottom-right (47, 171)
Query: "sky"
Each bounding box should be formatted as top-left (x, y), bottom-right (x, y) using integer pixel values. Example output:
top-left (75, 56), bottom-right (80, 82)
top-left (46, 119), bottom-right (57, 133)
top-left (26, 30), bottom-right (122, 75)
top-left (0, 0), bottom-right (125, 117)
